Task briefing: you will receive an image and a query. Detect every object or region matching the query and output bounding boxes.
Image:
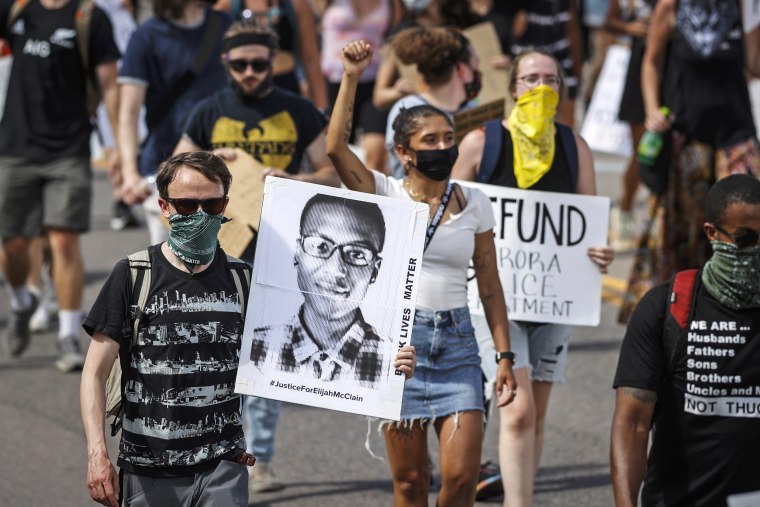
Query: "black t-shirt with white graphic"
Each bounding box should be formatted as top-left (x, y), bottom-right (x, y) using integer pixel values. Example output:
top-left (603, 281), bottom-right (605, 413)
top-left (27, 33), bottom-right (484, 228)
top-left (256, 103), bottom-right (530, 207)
top-left (614, 282), bottom-right (760, 506)
top-left (83, 245), bottom-right (249, 477)
top-left (0, 0), bottom-right (119, 161)
top-left (182, 86), bottom-right (327, 175)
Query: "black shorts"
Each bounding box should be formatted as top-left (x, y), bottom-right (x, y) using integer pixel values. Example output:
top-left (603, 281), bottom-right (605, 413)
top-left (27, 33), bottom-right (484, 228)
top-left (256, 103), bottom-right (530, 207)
top-left (618, 37), bottom-right (646, 125)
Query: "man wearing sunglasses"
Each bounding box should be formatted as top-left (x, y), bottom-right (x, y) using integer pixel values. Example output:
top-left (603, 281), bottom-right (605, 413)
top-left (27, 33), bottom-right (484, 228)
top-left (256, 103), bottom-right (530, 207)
top-left (251, 193), bottom-right (395, 390)
top-left (175, 22), bottom-right (339, 189)
top-left (81, 152), bottom-right (254, 507)
top-left (174, 22), bottom-right (340, 495)
top-left (611, 174), bottom-right (760, 507)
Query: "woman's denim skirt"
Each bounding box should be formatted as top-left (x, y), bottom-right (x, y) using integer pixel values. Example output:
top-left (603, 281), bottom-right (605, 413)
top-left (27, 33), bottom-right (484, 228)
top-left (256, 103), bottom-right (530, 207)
top-left (400, 306), bottom-right (484, 422)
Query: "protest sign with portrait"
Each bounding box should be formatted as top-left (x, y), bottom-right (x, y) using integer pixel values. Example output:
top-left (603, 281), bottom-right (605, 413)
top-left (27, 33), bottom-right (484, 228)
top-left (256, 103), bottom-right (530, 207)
top-left (460, 182), bottom-right (610, 326)
top-left (235, 178), bottom-right (428, 420)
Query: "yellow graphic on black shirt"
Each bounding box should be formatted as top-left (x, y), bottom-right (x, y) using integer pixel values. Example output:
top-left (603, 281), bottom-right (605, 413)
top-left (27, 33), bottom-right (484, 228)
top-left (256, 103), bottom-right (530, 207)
top-left (210, 112), bottom-right (297, 170)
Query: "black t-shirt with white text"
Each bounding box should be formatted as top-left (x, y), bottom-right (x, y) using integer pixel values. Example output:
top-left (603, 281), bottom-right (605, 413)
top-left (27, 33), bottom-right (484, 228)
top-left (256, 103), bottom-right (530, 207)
top-left (83, 245), bottom-right (248, 477)
top-left (614, 282), bottom-right (760, 506)
top-left (0, 0), bottom-right (119, 161)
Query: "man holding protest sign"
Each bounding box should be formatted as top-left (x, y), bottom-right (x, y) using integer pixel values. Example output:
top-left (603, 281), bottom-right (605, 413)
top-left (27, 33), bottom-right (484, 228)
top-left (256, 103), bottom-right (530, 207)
top-left (81, 152), bottom-right (254, 507)
top-left (250, 193), bottom-right (394, 389)
top-left (453, 49), bottom-right (613, 507)
top-left (174, 21), bottom-right (340, 494)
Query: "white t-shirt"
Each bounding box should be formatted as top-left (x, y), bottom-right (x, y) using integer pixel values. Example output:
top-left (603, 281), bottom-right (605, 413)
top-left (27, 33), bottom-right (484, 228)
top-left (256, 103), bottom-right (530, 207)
top-left (372, 171), bottom-right (496, 311)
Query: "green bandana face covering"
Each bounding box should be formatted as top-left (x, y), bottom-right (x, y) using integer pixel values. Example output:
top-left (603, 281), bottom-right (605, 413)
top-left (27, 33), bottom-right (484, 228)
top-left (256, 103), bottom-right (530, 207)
top-left (701, 241), bottom-right (760, 310)
top-left (167, 210), bottom-right (230, 271)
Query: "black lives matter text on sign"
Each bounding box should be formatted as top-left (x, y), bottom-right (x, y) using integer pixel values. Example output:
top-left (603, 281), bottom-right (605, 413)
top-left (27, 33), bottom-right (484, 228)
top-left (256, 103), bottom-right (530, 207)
top-left (462, 183), bottom-right (610, 327)
top-left (683, 318), bottom-right (760, 418)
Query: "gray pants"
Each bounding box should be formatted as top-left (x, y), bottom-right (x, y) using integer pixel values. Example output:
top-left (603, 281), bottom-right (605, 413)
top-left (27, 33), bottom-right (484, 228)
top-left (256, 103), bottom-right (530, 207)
top-left (122, 460), bottom-right (248, 507)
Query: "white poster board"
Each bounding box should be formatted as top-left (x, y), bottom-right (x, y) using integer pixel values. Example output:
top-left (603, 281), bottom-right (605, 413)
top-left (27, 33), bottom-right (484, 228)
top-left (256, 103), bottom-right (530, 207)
top-left (580, 44), bottom-right (633, 158)
top-left (461, 182), bottom-right (610, 326)
top-left (235, 178), bottom-right (428, 420)
top-left (744, 0), bottom-right (760, 33)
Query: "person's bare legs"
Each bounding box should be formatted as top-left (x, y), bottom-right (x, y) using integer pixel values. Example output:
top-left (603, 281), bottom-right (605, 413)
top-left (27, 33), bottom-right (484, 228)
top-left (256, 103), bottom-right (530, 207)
top-left (583, 28), bottom-right (614, 106)
top-left (361, 133), bottom-right (389, 175)
top-left (47, 228), bottom-right (83, 314)
top-left (531, 380), bottom-right (555, 474)
top-left (499, 367), bottom-right (535, 507)
top-left (27, 236), bottom-right (45, 290)
top-left (621, 123), bottom-right (645, 213)
top-left (1, 236), bottom-right (31, 290)
top-left (434, 411), bottom-right (483, 507)
top-left (384, 421), bottom-right (430, 507)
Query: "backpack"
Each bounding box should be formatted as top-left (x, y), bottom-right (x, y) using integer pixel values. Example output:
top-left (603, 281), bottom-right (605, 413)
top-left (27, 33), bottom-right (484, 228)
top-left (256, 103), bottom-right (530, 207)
top-left (476, 119), bottom-right (579, 189)
top-left (651, 268), bottom-right (700, 423)
top-left (6, 0), bottom-right (101, 117)
top-left (104, 249), bottom-right (252, 436)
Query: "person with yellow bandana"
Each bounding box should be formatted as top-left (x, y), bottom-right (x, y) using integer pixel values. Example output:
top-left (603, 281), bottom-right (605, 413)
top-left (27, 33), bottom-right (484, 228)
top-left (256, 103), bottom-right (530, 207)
top-left (453, 49), bottom-right (613, 507)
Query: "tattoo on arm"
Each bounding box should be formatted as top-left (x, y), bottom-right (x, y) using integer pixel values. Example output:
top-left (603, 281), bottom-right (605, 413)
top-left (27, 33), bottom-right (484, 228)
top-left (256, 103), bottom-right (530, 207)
top-left (350, 171), bottom-right (363, 184)
top-left (622, 387), bottom-right (658, 403)
top-left (343, 100), bottom-right (354, 143)
top-left (473, 250), bottom-right (493, 273)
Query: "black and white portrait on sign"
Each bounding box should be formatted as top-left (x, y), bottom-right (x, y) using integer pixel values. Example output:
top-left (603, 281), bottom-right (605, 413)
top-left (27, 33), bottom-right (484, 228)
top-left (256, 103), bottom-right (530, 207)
top-left (236, 178), bottom-right (429, 420)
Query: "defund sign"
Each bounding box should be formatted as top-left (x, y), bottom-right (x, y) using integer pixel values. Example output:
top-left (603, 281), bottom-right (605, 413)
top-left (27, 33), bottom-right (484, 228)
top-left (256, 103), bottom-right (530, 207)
top-left (462, 182), bottom-right (610, 326)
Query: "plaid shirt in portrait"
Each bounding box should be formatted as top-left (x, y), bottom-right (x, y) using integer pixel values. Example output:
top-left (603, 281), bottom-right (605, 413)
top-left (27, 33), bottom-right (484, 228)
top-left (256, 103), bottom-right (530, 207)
top-left (251, 307), bottom-right (393, 389)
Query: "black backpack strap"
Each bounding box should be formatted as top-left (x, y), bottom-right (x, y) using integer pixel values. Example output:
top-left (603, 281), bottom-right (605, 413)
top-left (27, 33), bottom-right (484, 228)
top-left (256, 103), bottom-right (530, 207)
top-left (477, 119), bottom-right (504, 183)
top-left (144, 12), bottom-right (223, 131)
top-left (556, 123), bottom-right (578, 190)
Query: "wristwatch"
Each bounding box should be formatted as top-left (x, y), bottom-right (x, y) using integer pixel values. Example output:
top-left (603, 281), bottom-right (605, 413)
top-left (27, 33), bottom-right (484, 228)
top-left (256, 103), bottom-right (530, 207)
top-left (495, 351), bottom-right (516, 364)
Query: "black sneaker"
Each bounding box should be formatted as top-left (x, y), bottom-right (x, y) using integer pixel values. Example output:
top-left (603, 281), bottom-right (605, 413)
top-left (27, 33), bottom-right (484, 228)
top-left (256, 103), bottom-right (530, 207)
top-left (1, 294), bottom-right (39, 357)
top-left (110, 200), bottom-right (139, 231)
top-left (55, 334), bottom-right (86, 373)
top-left (476, 461), bottom-right (503, 501)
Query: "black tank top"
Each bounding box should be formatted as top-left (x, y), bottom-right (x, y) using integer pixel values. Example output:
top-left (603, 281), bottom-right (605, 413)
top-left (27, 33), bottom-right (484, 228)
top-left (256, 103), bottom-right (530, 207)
top-left (664, 0), bottom-right (755, 147)
top-left (489, 126), bottom-right (575, 194)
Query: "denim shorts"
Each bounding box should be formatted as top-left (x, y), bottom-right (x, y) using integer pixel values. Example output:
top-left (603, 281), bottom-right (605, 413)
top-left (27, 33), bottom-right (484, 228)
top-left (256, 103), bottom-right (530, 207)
top-left (400, 307), bottom-right (484, 421)
top-left (509, 321), bottom-right (572, 383)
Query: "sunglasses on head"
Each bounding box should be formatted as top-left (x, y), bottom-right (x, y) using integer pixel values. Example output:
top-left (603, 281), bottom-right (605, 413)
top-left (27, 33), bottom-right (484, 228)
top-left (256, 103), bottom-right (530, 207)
top-left (164, 196), bottom-right (228, 216)
top-left (713, 223), bottom-right (760, 249)
top-left (227, 58), bottom-right (271, 73)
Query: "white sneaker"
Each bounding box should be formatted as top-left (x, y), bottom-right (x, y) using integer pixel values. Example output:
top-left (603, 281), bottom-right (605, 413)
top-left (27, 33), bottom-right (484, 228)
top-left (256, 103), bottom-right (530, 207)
top-left (29, 305), bottom-right (51, 333)
top-left (248, 462), bottom-right (285, 494)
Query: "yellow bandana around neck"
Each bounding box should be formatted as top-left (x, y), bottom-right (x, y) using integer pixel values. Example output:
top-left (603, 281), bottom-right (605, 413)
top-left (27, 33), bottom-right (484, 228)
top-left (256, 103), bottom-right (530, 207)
top-left (507, 85), bottom-right (560, 189)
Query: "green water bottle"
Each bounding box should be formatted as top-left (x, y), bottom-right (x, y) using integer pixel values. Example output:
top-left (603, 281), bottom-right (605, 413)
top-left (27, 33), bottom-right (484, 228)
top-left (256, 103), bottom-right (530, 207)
top-left (637, 106), bottom-right (670, 166)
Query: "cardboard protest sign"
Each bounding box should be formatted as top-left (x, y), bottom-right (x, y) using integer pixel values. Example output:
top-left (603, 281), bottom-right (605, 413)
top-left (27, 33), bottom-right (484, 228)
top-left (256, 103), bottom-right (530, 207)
top-left (235, 178), bottom-right (428, 420)
top-left (463, 22), bottom-right (508, 105)
top-left (218, 149), bottom-right (267, 258)
top-left (580, 44), bottom-right (633, 158)
top-left (454, 99), bottom-right (505, 144)
top-left (460, 182), bottom-right (610, 326)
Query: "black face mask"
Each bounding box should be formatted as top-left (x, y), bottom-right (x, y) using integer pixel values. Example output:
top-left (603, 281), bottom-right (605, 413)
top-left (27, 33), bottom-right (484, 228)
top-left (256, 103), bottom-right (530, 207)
top-left (463, 69), bottom-right (482, 104)
top-left (411, 145), bottom-right (459, 181)
top-left (230, 71), bottom-right (273, 101)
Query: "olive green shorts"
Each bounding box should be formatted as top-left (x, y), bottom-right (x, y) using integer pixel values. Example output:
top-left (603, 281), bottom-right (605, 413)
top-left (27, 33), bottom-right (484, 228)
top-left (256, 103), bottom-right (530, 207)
top-left (0, 155), bottom-right (92, 238)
